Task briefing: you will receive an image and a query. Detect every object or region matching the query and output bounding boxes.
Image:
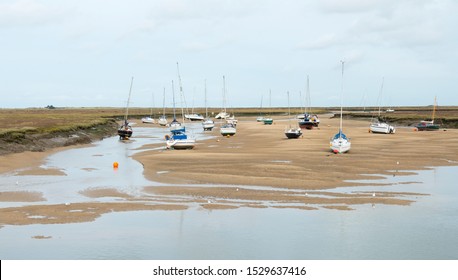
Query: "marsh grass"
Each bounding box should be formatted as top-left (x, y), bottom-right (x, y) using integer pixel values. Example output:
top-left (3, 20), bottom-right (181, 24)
top-left (3, 106), bottom-right (458, 136)
top-left (1, 108), bottom-right (117, 133)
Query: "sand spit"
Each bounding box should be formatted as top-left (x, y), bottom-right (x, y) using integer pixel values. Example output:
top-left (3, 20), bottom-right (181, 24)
top-left (0, 202), bottom-right (188, 226)
top-left (0, 191), bottom-right (46, 202)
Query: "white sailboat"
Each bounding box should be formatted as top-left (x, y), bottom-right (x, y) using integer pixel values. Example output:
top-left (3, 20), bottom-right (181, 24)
top-left (219, 76), bottom-right (236, 136)
top-left (158, 88), bottom-right (168, 126)
top-left (202, 80), bottom-right (215, 131)
top-left (330, 61), bottom-right (351, 154)
top-left (185, 90), bottom-right (204, 121)
top-left (369, 77), bottom-right (395, 134)
top-left (285, 91), bottom-right (302, 139)
top-left (141, 92), bottom-right (156, 124)
top-left (215, 76), bottom-right (230, 119)
top-left (256, 95), bottom-right (266, 122)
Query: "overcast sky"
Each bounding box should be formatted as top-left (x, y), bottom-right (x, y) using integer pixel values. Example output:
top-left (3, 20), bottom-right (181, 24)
top-left (1, 0), bottom-right (457, 109)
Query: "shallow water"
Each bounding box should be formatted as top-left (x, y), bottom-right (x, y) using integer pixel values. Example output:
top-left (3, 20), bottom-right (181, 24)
top-left (1, 124), bottom-right (458, 259)
top-left (0, 123), bottom-right (212, 206)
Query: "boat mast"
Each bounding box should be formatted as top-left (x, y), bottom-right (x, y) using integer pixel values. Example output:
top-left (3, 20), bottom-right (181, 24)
top-left (150, 91), bottom-right (154, 117)
top-left (222, 75), bottom-right (227, 115)
top-left (162, 87), bottom-right (166, 117)
top-left (287, 91), bottom-right (291, 128)
top-left (340, 61), bottom-right (345, 132)
top-left (432, 96), bottom-right (437, 122)
top-left (269, 89), bottom-right (271, 117)
top-left (171, 80), bottom-right (176, 120)
top-left (377, 77), bottom-right (384, 118)
top-left (306, 75), bottom-right (310, 114)
top-left (204, 79), bottom-right (208, 119)
top-left (176, 62), bottom-right (187, 123)
top-left (124, 76), bottom-right (134, 124)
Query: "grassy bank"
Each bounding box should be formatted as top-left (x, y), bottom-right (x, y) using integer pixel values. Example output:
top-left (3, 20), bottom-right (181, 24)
top-left (2, 105), bottom-right (457, 155)
top-left (0, 108), bottom-right (119, 155)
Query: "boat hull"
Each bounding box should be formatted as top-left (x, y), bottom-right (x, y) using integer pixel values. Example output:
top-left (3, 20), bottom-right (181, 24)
top-left (117, 129), bottom-right (132, 140)
top-left (215, 112), bottom-right (230, 119)
top-left (370, 122), bottom-right (395, 134)
top-left (141, 117), bottom-right (155, 124)
top-left (202, 120), bottom-right (215, 131)
top-left (416, 122), bottom-right (440, 131)
top-left (165, 131), bottom-right (195, 150)
top-left (285, 129), bottom-right (302, 139)
top-left (166, 139), bottom-right (195, 150)
top-left (263, 118), bottom-right (273, 125)
top-left (330, 131), bottom-right (351, 154)
top-left (330, 139), bottom-right (351, 154)
top-left (299, 120), bottom-right (314, 130)
top-left (220, 126), bottom-right (236, 136)
top-left (185, 114), bottom-right (204, 121)
top-left (416, 126), bottom-right (440, 131)
top-left (158, 117), bottom-right (168, 126)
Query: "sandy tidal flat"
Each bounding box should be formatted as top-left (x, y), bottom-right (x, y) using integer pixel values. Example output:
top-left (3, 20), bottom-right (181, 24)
top-left (1, 115), bottom-right (458, 225)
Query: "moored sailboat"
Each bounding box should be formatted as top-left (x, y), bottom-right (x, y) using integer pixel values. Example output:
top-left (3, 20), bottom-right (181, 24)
top-left (298, 76), bottom-right (319, 129)
top-left (118, 77), bottom-right (134, 140)
top-left (169, 80), bottom-right (185, 133)
top-left (369, 78), bottom-right (395, 134)
top-left (256, 95), bottom-right (266, 122)
top-left (262, 90), bottom-right (273, 125)
top-left (285, 91), bottom-right (302, 139)
top-left (219, 76), bottom-right (237, 136)
top-left (220, 123), bottom-right (236, 136)
top-left (166, 63), bottom-right (195, 149)
top-left (330, 61), bottom-right (351, 154)
top-left (141, 92), bottom-right (156, 124)
top-left (158, 88), bottom-right (168, 126)
top-left (165, 130), bottom-right (195, 149)
top-left (416, 97), bottom-right (440, 131)
top-left (215, 76), bottom-right (230, 119)
top-left (202, 80), bottom-right (215, 131)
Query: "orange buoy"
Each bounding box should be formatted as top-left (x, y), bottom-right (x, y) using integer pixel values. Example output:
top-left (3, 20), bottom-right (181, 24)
top-left (113, 162), bottom-right (119, 168)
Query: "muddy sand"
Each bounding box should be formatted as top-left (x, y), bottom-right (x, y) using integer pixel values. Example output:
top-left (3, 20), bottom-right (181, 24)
top-left (1, 115), bottom-right (457, 225)
top-left (136, 115), bottom-right (458, 189)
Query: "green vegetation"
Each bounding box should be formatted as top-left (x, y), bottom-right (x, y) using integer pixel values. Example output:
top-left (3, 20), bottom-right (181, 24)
top-left (2, 106), bottom-right (458, 137)
top-left (0, 109), bottom-right (116, 136)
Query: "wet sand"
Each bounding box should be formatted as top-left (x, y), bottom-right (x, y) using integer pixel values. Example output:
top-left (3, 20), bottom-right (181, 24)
top-left (1, 116), bottom-right (457, 226)
top-left (0, 145), bottom-right (89, 175)
top-left (135, 116), bottom-right (458, 189)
